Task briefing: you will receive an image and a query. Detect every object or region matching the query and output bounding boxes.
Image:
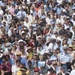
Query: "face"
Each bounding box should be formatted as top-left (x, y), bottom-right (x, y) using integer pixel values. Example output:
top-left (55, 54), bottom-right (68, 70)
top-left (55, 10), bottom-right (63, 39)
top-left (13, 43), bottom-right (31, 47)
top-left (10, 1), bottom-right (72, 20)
top-left (16, 62), bottom-right (20, 67)
top-left (68, 47), bottom-right (73, 52)
top-left (19, 42), bottom-right (24, 46)
top-left (25, 17), bottom-right (28, 22)
top-left (64, 49), bottom-right (67, 53)
top-left (52, 61), bottom-right (57, 65)
top-left (33, 48), bottom-right (36, 53)
top-left (16, 55), bottom-right (21, 59)
top-left (39, 55), bottom-right (43, 60)
top-left (56, 50), bottom-right (60, 54)
top-left (53, 51), bottom-right (56, 55)
top-left (2, 58), bottom-right (6, 63)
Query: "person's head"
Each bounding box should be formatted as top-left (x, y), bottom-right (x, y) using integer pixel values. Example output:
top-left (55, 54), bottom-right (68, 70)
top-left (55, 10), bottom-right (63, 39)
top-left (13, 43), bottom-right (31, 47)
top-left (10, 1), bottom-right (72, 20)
top-left (27, 47), bottom-right (32, 53)
top-left (37, 44), bottom-right (42, 49)
top-left (57, 23), bottom-right (61, 27)
top-left (25, 17), bottom-right (28, 23)
top-left (57, 73), bottom-right (62, 75)
top-left (16, 52), bottom-right (22, 59)
top-left (6, 54), bottom-right (10, 61)
top-left (56, 48), bottom-right (60, 54)
top-left (33, 47), bottom-right (37, 53)
top-left (16, 60), bottom-right (21, 67)
top-left (39, 55), bottom-right (43, 61)
top-left (1, 55), bottom-right (8, 63)
top-left (63, 46), bottom-right (68, 53)
top-left (52, 39), bottom-right (56, 44)
top-left (12, 44), bottom-right (17, 50)
top-left (48, 67), bottom-right (54, 74)
top-left (28, 60), bottom-right (32, 67)
top-left (20, 67), bottom-right (27, 75)
top-left (68, 45), bottom-right (73, 52)
top-left (19, 42), bottom-right (25, 46)
top-left (62, 39), bottom-right (67, 45)
top-left (57, 40), bottom-right (61, 46)
top-left (52, 50), bottom-right (56, 56)
top-left (20, 63), bottom-right (26, 68)
top-left (52, 60), bottom-right (57, 68)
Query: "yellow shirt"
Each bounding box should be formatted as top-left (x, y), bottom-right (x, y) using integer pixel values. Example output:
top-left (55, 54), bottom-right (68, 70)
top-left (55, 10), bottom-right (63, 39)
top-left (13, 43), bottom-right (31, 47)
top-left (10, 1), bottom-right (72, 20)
top-left (17, 70), bottom-right (30, 75)
top-left (17, 71), bottom-right (22, 75)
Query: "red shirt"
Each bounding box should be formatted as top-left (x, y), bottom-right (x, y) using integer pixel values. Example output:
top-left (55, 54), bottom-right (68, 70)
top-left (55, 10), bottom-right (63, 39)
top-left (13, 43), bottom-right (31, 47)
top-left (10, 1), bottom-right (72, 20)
top-left (1, 62), bottom-right (11, 72)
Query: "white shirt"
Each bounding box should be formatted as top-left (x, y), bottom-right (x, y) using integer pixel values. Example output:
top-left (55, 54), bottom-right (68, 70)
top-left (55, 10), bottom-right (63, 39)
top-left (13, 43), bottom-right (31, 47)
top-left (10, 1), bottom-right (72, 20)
top-left (27, 0), bottom-right (31, 4)
top-left (57, 0), bottom-right (63, 4)
top-left (46, 17), bottom-right (51, 24)
top-left (0, 9), bottom-right (3, 15)
top-left (12, 65), bottom-right (20, 75)
top-left (70, 69), bottom-right (75, 75)
top-left (8, 29), bottom-right (12, 36)
top-left (48, 43), bottom-right (58, 52)
top-left (26, 14), bottom-right (34, 23)
top-left (24, 21), bottom-right (31, 29)
top-left (17, 10), bottom-right (26, 19)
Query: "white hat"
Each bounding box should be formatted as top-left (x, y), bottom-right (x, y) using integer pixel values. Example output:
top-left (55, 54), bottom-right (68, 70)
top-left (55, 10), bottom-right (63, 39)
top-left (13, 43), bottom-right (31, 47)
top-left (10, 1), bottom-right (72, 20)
top-left (62, 9), bottom-right (67, 13)
top-left (18, 39), bottom-right (26, 44)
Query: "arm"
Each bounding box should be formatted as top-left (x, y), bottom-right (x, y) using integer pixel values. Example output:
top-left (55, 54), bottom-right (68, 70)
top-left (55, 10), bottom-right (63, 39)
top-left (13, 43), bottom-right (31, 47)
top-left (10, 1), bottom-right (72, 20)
top-left (4, 62), bottom-right (11, 73)
top-left (1, 70), bottom-right (4, 75)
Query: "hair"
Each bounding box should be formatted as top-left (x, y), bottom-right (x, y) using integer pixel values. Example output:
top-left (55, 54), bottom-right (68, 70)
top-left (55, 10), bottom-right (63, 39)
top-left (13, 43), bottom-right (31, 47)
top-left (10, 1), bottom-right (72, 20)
top-left (65, 73), bottom-right (70, 75)
top-left (1, 55), bottom-right (8, 61)
top-left (28, 60), bottom-right (32, 64)
top-left (57, 73), bottom-right (62, 75)
top-left (16, 59), bottom-right (21, 63)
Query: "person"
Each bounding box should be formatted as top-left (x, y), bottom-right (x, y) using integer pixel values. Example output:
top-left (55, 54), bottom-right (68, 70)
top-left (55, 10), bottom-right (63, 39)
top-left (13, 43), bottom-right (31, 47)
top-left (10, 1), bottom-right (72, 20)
top-left (59, 46), bottom-right (72, 73)
top-left (47, 67), bottom-right (56, 75)
top-left (16, 51), bottom-right (28, 68)
top-left (17, 67), bottom-right (28, 75)
top-left (12, 60), bottom-right (21, 75)
top-left (0, 55), bottom-right (12, 75)
top-left (0, 0), bottom-right (75, 75)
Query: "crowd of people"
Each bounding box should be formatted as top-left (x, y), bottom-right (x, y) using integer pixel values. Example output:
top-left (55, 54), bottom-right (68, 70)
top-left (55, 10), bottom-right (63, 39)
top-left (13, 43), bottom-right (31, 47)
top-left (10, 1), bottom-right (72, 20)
top-left (0, 0), bottom-right (75, 75)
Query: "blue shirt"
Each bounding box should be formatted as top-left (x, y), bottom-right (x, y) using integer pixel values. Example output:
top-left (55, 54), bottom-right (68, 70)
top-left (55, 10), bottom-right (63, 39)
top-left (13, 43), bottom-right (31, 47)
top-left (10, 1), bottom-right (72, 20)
top-left (59, 53), bottom-right (71, 63)
top-left (20, 57), bottom-right (28, 68)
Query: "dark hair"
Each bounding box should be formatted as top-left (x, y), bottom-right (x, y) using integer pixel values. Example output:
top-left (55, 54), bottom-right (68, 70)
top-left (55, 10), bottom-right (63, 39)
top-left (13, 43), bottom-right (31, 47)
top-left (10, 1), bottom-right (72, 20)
top-left (57, 73), bottom-right (62, 75)
top-left (28, 60), bottom-right (32, 64)
top-left (16, 59), bottom-right (21, 63)
top-left (65, 73), bottom-right (70, 75)
top-left (1, 55), bottom-right (8, 61)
